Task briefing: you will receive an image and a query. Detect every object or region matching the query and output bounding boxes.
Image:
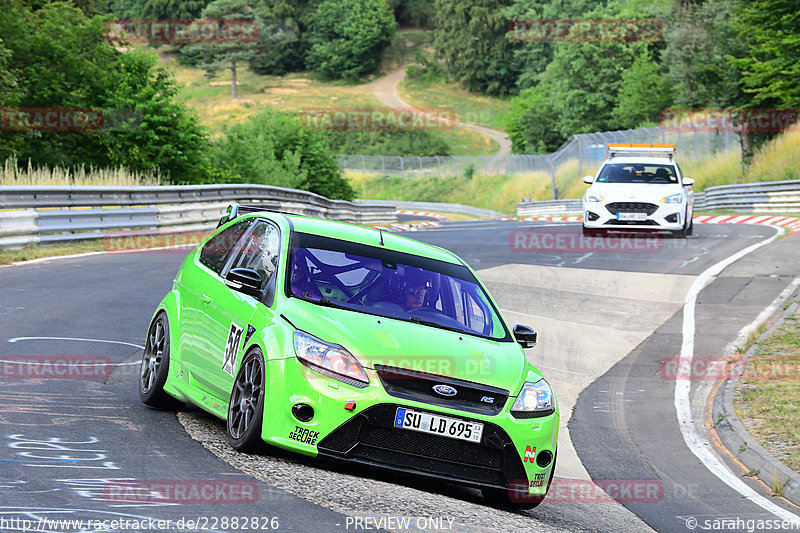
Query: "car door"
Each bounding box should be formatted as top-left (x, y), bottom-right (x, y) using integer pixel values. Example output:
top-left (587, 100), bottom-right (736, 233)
top-left (191, 219), bottom-right (281, 400)
top-left (178, 219), bottom-right (253, 365)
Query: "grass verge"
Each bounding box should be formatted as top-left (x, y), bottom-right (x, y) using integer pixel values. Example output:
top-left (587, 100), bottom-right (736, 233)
top-left (734, 308), bottom-right (800, 475)
top-left (1, 156), bottom-right (163, 186)
top-left (398, 77), bottom-right (512, 132)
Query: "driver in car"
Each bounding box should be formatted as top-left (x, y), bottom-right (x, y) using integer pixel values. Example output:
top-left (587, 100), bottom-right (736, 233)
top-left (399, 270), bottom-right (431, 310)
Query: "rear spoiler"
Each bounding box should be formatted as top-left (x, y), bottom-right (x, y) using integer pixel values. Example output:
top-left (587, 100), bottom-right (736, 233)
top-left (217, 203), bottom-right (284, 228)
top-left (608, 143), bottom-right (676, 159)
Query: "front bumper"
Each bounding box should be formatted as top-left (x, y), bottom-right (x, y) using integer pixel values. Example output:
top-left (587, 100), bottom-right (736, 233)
top-left (262, 357), bottom-right (559, 495)
top-left (583, 202), bottom-right (685, 231)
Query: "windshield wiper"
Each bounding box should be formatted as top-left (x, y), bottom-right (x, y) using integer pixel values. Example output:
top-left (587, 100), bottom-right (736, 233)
top-left (406, 316), bottom-right (467, 334)
top-left (308, 297), bottom-right (353, 311)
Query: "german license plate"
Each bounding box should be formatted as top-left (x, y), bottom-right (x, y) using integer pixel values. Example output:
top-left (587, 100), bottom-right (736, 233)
top-left (393, 407), bottom-right (483, 443)
top-left (617, 212), bottom-right (648, 221)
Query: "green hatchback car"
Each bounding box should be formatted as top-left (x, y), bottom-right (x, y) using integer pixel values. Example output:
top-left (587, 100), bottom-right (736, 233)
top-left (140, 204), bottom-right (559, 507)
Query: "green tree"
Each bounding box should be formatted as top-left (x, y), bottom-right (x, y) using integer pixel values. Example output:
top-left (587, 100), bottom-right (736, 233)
top-left (504, 0), bottom-right (607, 90)
top-left (388, 0), bottom-right (435, 28)
top-left (181, 0), bottom-right (259, 99)
top-left (733, 0), bottom-right (800, 108)
top-left (504, 1), bottom-right (659, 152)
top-left (111, 0), bottom-right (212, 19)
top-left (504, 84), bottom-right (563, 153)
top-left (662, 0), bottom-right (769, 164)
top-left (211, 108), bottom-right (355, 200)
top-left (613, 52), bottom-right (673, 128)
top-left (663, 0), bottom-right (745, 109)
top-left (248, 0), bottom-right (315, 75)
top-left (433, 0), bottom-right (520, 96)
top-left (305, 0), bottom-right (396, 80)
top-left (0, 0), bottom-right (208, 180)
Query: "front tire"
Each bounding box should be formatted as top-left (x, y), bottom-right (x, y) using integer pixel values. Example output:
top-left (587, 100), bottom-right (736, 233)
top-left (227, 348), bottom-right (267, 453)
top-left (139, 312), bottom-right (179, 408)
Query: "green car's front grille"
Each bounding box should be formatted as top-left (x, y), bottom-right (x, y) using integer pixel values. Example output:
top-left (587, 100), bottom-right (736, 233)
top-left (317, 404), bottom-right (526, 489)
top-left (374, 365), bottom-right (509, 416)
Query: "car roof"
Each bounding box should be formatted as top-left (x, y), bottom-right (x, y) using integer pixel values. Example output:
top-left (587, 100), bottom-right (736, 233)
top-left (246, 212), bottom-right (463, 266)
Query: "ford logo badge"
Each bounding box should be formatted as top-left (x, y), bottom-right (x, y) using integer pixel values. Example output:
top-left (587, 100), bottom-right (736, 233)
top-left (432, 384), bottom-right (457, 397)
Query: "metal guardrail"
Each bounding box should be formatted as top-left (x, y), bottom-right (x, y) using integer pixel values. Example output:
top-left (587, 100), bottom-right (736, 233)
top-left (516, 199), bottom-right (583, 217)
top-left (693, 180), bottom-right (800, 213)
top-left (354, 199), bottom-right (504, 219)
top-left (516, 180), bottom-right (800, 217)
top-left (0, 185), bottom-right (397, 250)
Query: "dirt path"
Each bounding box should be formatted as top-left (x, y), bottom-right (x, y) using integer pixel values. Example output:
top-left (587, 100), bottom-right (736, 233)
top-left (368, 67), bottom-right (512, 156)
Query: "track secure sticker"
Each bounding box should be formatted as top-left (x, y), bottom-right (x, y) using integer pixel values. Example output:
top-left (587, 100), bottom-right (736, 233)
top-left (288, 426), bottom-right (319, 445)
top-left (222, 323), bottom-right (244, 377)
top-left (530, 472), bottom-right (547, 488)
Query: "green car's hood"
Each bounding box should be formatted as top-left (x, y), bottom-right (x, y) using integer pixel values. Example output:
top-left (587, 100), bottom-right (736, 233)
top-left (283, 299), bottom-right (531, 391)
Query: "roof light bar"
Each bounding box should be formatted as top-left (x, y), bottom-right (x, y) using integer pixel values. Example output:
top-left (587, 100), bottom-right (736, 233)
top-left (607, 143), bottom-right (676, 159)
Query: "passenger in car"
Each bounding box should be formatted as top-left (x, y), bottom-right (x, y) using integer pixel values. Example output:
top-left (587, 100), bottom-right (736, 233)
top-left (291, 254), bottom-right (322, 300)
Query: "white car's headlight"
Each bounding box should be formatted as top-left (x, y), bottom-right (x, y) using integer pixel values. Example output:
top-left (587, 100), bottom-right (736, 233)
top-left (511, 380), bottom-right (554, 413)
top-left (585, 192), bottom-right (604, 203)
top-left (661, 193), bottom-right (683, 204)
top-left (293, 331), bottom-right (368, 386)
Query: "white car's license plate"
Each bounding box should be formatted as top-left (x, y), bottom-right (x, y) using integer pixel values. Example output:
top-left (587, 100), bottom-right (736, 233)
top-left (393, 407), bottom-right (483, 443)
top-left (617, 212), bottom-right (648, 221)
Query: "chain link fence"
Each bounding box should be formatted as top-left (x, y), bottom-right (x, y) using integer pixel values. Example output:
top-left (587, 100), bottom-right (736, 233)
top-left (339, 126), bottom-right (741, 199)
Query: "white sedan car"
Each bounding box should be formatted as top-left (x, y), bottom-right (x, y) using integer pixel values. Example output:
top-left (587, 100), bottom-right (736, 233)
top-left (582, 144), bottom-right (695, 238)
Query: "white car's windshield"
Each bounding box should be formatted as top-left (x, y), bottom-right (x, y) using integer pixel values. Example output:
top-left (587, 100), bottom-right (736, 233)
top-left (596, 163), bottom-right (678, 184)
top-left (287, 233), bottom-right (510, 341)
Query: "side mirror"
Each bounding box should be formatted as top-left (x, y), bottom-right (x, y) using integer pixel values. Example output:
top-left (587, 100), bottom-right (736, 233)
top-left (682, 177), bottom-right (695, 186)
top-left (226, 267), bottom-right (263, 297)
top-left (582, 175), bottom-right (594, 184)
top-left (513, 324), bottom-right (537, 348)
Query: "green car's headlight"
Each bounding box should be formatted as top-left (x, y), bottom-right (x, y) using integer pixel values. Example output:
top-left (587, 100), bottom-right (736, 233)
top-left (511, 380), bottom-right (554, 413)
top-left (585, 192), bottom-right (603, 203)
top-left (293, 331), bottom-right (369, 386)
top-left (661, 193), bottom-right (683, 204)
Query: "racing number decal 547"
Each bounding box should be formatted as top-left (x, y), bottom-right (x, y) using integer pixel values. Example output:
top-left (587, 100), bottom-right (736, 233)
top-left (222, 323), bottom-right (243, 377)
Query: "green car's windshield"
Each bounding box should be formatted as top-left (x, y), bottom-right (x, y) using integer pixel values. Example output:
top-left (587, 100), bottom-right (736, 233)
top-left (287, 233), bottom-right (510, 341)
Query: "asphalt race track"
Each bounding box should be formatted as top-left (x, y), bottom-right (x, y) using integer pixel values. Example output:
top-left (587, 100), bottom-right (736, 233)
top-left (1, 220), bottom-right (799, 533)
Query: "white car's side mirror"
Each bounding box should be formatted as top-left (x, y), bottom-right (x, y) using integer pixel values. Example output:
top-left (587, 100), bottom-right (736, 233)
top-left (582, 175), bottom-right (594, 184)
top-left (682, 177), bottom-right (695, 186)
